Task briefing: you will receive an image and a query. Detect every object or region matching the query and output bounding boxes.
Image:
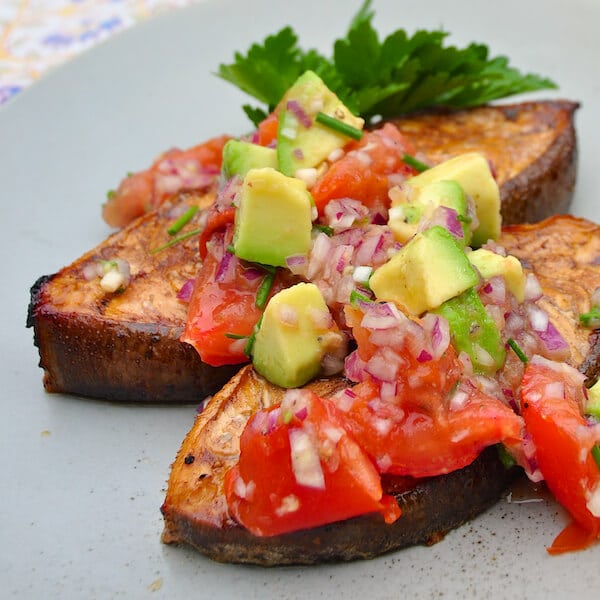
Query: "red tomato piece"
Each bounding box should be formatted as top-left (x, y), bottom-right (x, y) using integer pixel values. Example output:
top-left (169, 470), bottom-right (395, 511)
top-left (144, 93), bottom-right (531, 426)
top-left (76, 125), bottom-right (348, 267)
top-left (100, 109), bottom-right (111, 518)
top-left (225, 391), bottom-right (400, 537)
top-left (182, 227), bottom-right (286, 367)
top-left (521, 360), bottom-right (600, 552)
top-left (103, 135), bottom-right (230, 228)
top-left (198, 206), bottom-right (236, 260)
top-left (344, 376), bottom-right (523, 478)
top-left (342, 304), bottom-right (524, 477)
top-left (256, 112), bottom-right (279, 147)
top-left (311, 123), bottom-right (416, 216)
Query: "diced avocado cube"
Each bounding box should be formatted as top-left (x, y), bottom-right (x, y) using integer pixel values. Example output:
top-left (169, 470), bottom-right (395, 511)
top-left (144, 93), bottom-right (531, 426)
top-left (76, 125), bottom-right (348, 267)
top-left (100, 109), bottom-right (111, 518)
top-left (369, 225), bottom-right (479, 315)
top-left (277, 71), bottom-right (364, 176)
top-left (433, 288), bottom-right (506, 374)
top-left (586, 379), bottom-right (600, 419)
top-left (233, 168), bottom-right (313, 267)
top-left (222, 140), bottom-right (278, 179)
top-left (407, 153), bottom-right (500, 247)
top-left (468, 248), bottom-right (526, 303)
top-left (252, 283), bottom-right (344, 388)
top-left (388, 179), bottom-right (471, 246)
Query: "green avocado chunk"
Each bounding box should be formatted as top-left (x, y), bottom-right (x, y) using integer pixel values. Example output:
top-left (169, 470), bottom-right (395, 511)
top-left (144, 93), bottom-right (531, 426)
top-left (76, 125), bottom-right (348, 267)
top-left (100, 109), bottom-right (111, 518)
top-left (277, 70), bottom-right (364, 176)
top-left (221, 139), bottom-right (278, 179)
top-left (369, 225), bottom-right (479, 315)
top-left (468, 248), bottom-right (526, 303)
top-left (252, 283), bottom-right (345, 388)
top-left (434, 287), bottom-right (506, 375)
top-left (586, 379), bottom-right (600, 419)
top-left (405, 152), bottom-right (501, 247)
top-left (233, 167), bottom-right (313, 267)
top-left (388, 179), bottom-right (471, 246)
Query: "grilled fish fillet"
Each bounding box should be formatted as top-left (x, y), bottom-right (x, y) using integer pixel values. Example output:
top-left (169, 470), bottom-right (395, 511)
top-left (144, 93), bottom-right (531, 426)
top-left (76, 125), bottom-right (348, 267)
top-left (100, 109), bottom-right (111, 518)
top-left (27, 101), bottom-right (579, 403)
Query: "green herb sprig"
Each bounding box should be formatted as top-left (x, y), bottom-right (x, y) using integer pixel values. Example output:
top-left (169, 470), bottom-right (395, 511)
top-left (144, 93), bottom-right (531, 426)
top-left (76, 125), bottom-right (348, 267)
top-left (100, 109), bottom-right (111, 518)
top-left (217, 0), bottom-right (556, 126)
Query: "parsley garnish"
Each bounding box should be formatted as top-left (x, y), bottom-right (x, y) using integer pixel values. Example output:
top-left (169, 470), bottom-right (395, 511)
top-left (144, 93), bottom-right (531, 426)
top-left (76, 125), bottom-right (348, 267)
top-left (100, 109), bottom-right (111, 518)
top-left (217, 0), bottom-right (556, 126)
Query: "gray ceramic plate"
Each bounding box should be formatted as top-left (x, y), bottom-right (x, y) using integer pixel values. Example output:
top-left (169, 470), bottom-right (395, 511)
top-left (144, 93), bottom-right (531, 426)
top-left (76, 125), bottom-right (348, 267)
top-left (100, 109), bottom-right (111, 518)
top-left (2, 0), bottom-right (599, 598)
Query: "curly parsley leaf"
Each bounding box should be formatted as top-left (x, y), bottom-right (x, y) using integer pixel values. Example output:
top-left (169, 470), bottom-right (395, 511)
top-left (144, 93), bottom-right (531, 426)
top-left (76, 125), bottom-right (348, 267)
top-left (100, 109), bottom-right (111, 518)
top-left (216, 0), bottom-right (557, 123)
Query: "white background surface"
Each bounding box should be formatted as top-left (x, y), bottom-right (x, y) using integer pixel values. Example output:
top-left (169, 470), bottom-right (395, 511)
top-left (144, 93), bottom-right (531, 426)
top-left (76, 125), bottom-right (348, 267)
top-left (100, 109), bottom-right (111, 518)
top-left (2, 0), bottom-right (599, 598)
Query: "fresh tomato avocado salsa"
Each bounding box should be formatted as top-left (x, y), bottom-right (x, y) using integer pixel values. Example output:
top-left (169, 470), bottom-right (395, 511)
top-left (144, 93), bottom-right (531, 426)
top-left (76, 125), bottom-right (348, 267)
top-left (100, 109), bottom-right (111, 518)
top-left (171, 70), bottom-right (600, 552)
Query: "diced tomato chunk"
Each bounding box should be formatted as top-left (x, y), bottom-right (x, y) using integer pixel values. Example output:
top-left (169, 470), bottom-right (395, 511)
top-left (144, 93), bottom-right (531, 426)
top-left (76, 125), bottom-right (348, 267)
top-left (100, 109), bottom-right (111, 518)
top-left (256, 113), bottom-right (279, 147)
top-left (182, 226), bottom-right (289, 367)
top-left (225, 391), bottom-right (400, 537)
top-left (345, 378), bottom-right (523, 477)
top-left (102, 135), bottom-right (230, 228)
top-left (342, 303), bottom-right (523, 477)
top-left (311, 123), bottom-right (416, 216)
top-left (521, 359), bottom-right (600, 552)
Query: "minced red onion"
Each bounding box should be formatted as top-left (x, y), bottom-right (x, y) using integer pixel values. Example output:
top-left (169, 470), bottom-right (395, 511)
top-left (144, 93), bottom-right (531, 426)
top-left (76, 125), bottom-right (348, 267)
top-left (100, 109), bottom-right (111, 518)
top-left (524, 273), bottom-right (543, 301)
top-left (527, 305), bottom-right (549, 332)
top-left (380, 380), bottom-right (398, 403)
top-left (450, 389), bottom-right (469, 411)
top-left (417, 349), bottom-right (433, 363)
top-left (176, 278), bottom-right (196, 302)
top-left (537, 321), bottom-right (569, 353)
top-left (215, 251), bottom-right (235, 283)
top-left (344, 351), bottom-right (367, 383)
top-left (286, 100), bottom-right (313, 129)
top-left (241, 266), bottom-right (264, 281)
top-left (355, 150), bottom-right (373, 167)
top-left (325, 198), bottom-right (369, 230)
top-left (544, 380), bottom-right (566, 399)
top-left (426, 206), bottom-right (464, 239)
top-left (366, 353), bottom-right (397, 382)
top-left (336, 387), bottom-right (357, 412)
top-left (289, 428), bottom-right (325, 489)
top-left (480, 276), bottom-right (506, 305)
top-left (522, 431), bottom-right (543, 482)
top-left (295, 406), bottom-right (308, 421)
top-left (361, 302), bottom-right (403, 330)
top-left (285, 253), bottom-right (307, 275)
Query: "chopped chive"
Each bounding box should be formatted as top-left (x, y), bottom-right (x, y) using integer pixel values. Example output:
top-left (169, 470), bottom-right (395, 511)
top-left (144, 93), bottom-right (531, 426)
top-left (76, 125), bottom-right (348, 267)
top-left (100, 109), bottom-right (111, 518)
top-left (313, 224), bottom-right (334, 236)
top-left (402, 153), bottom-right (430, 172)
top-left (496, 444), bottom-right (517, 469)
top-left (282, 410), bottom-right (293, 425)
top-left (226, 244), bottom-right (236, 254)
top-left (106, 189), bottom-right (116, 199)
top-left (580, 306), bottom-right (600, 327)
top-left (315, 112), bottom-right (363, 141)
top-left (167, 205), bottom-right (199, 236)
top-left (224, 333), bottom-right (247, 340)
top-left (150, 228), bottom-right (202, 254)
top-left (457, 214), bottom-right (472, 224)
top-left (507, 338), bottom-right (528, 363)
top-left (350, 290), bottom-right (373, 305)
top-left (256, 271), bottom-right (275, 309)
top-left (244, 316), bottom-right (263, 357)
top-left (260, 264), bottom-right (277, 275)
top-left (592, 445), bottom-right (600, 470)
